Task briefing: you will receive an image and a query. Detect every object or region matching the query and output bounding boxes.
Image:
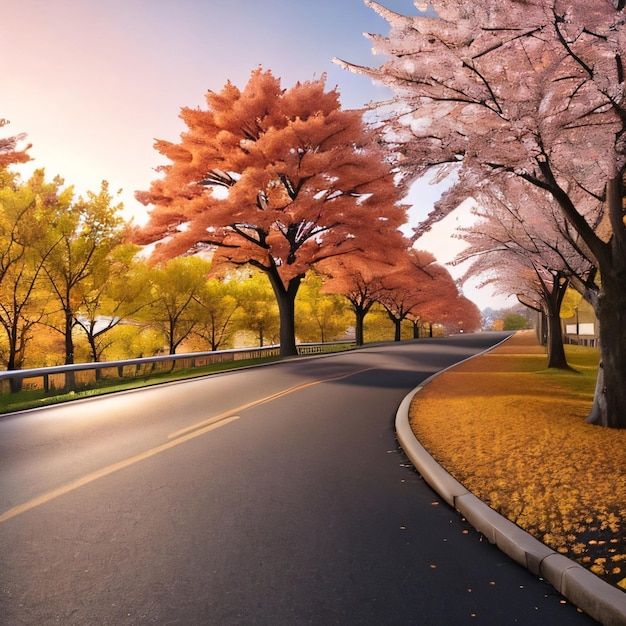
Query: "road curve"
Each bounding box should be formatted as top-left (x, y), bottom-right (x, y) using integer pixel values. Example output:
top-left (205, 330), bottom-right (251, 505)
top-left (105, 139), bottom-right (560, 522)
top-left (0, 334), bottom-right (597, 624)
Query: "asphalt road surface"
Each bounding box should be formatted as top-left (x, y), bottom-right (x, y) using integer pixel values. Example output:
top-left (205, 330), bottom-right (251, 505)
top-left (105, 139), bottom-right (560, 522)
top-left (0, 334), bottom-right (597, 625)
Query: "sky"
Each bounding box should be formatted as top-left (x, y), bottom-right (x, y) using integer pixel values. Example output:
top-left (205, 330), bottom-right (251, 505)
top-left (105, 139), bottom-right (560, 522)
top-left (3, 0), bottom-right (512, 310)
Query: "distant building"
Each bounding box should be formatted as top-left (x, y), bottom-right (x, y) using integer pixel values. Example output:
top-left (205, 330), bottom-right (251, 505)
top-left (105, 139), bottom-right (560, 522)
top-left (561, 297), bottom-right (598, 348)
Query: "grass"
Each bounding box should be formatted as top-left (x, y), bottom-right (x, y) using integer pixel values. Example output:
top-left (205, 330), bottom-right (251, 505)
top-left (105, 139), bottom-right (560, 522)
top-left (0, 354), bottom-right (284, 414)
top-left (409, 330), bottom-right (626, 590)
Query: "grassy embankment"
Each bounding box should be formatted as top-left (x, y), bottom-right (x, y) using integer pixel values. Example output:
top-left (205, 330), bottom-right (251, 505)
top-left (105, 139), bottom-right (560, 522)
top-left (409, 330), bottom-right (626, 590)
top-left (0, 355), bottom-right (285, 414)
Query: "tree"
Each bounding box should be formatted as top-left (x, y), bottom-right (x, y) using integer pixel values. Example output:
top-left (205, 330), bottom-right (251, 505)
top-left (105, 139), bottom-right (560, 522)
top-left (192, 277), bottom-right (241, 351)
top-left (74, 245), bottom-right (151, 362)
top-left (503, 313), bottom-right (532, 331)
top-left (0, 171), bottom-right (61, 384)
top-left (0, 118), bottom-right (30, 169)
top-left (318, 250), bottom-right (404, 346)
top-left (415, 289), bottom-right (482, 336)
top-left (338, 1), bottom-right (626, 427)
top-left (449, 180), bottom-right (594, 368)
top-left (40, 180), bottom-right (128, 374)
top-left (141, 256), bottom-right (211, 355)
top-left (443, 294), bottom-right (483, 334)
top-left (295, 273), bottom-right (351, 343)
top-left (134, 68), bottom-right (408, 357)
top-left (376, 249), bottom-right (454, 341)
top-left (236, 272), bottom-right (280, 347)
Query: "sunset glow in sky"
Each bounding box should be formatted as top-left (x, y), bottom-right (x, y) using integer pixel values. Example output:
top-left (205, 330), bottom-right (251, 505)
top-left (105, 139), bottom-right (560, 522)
top-left (4, 1), bottom-right (509, 309)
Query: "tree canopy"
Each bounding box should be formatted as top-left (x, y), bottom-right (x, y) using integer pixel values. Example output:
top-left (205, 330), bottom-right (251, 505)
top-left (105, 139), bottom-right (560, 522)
top-left (338, 0), bottom-right (626, 427)
top-left (135, 68), bottom-right (408, 356)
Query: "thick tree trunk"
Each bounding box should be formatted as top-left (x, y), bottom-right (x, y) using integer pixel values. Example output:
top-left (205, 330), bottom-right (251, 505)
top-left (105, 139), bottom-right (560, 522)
top-left (539, 272), bottom-right (570, 369)
top-left (583, 172), bottom-right (626, 428)
top-left (587, 271), bottom-right (626, 428)
top-left (545, 310), bottom-right (569, 369)
top-left (276, 288), bottom-right (298, 356)
top-left (266, 269), bottom-right (302, 357)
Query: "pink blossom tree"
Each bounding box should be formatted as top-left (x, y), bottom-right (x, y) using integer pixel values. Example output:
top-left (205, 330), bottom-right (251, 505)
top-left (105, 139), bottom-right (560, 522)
top-left (450, 178), bottom-right (595, 368)
top-left (337, 0), bottom-right (626, 427)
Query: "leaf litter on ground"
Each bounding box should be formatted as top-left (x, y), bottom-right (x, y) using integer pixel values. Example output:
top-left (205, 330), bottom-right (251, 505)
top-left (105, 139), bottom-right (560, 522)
top-left (409, 330), bottom-right (626, 590)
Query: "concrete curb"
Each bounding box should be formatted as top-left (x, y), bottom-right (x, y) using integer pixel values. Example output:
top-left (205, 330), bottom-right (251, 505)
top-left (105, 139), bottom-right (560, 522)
top-left (395, 347), bottom-right (626, 626)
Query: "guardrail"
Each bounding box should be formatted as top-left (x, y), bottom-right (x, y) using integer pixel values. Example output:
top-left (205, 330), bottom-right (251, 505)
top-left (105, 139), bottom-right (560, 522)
top-left (0, 341), bottom-right (356, 394)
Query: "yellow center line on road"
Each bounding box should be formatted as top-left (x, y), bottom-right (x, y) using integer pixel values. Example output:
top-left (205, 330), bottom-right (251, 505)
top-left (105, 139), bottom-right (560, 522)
top-left (167, 366), bottom-right (377, 440)
top-left (1, 364), bottom-right (376, 524)
top-left (0, 416), bottom-right (239, 525)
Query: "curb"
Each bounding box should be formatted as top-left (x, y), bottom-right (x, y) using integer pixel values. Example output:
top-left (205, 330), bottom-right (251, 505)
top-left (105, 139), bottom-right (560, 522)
top-left (395, 349), bottom-right (626, 626)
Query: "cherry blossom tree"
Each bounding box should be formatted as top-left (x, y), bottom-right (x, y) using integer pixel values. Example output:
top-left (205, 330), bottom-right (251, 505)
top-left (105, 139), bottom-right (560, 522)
top-left (449, 178), bottom-right (595, 368)
top-left (338, 0), bottom-right (626, 427)
top-left (134, 69), bottom-right (408, 357)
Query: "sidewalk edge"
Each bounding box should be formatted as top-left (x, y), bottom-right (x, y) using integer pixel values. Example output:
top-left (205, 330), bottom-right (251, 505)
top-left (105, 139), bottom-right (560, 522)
top-left (394, 339), bottom-right (626, 626)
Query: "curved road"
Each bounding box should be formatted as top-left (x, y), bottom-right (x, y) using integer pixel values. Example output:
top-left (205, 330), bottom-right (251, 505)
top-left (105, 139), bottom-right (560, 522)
top-left (0, 334), bottom-right (596, 624)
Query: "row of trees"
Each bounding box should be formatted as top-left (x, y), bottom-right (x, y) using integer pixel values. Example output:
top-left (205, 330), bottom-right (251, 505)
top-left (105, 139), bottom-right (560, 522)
top-left (336, 0), bottom-right (626, 428)
top-left (133, 69), bottom-right (479, 353)
top-left (0, 118), bottom-right (480, 375)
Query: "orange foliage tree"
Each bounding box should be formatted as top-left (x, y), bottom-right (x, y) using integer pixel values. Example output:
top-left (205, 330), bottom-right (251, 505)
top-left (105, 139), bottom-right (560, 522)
top-left (134, 69), bottom-right (408, 356)
top-left (0, 118), bottom-right (30, 169)
top-left (429, 293), bottom-right (482, 335)
top-left (377, 249), bottom-right (461, 341)
top-left (318, 251), bottom-right (405, 346)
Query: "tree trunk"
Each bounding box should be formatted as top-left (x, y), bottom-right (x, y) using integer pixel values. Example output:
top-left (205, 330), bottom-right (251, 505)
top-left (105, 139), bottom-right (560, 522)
top-left (64, 309), bottom-right (75, 365)
top-left (350, 299), bottom-right (372, 347)
top-left (7, 325), bottom-right (22, 393)
top-left (394, 318), bottom-right (401, 342)
top-left (587, 270), bottom-right (626, 428)
top-left (545, 309), bottom-right (568, 369)
top-left (266, 269), bottom-right (301, 357)
top-left (537, 271), bottom-right (569, 369)
top-left (539, 310), bottom-right (548, 346)
top-left (63, 307), bottom-right (77, 391)
top-left (354, 310), bottom-right (365, 346)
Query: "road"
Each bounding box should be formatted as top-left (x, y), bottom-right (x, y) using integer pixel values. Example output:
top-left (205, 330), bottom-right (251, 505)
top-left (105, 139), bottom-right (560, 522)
top-left (0, 334), bottom-right (596, 625)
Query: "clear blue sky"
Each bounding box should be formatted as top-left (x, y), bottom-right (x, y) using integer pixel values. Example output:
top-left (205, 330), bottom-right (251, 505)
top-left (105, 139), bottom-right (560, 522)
top-left (3, 0), bottom-right (508, 309)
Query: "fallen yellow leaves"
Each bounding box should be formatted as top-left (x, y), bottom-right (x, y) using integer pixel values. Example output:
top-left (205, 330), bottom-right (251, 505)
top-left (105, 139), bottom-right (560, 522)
top-left (409, 330), bottom-right (626, 589)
